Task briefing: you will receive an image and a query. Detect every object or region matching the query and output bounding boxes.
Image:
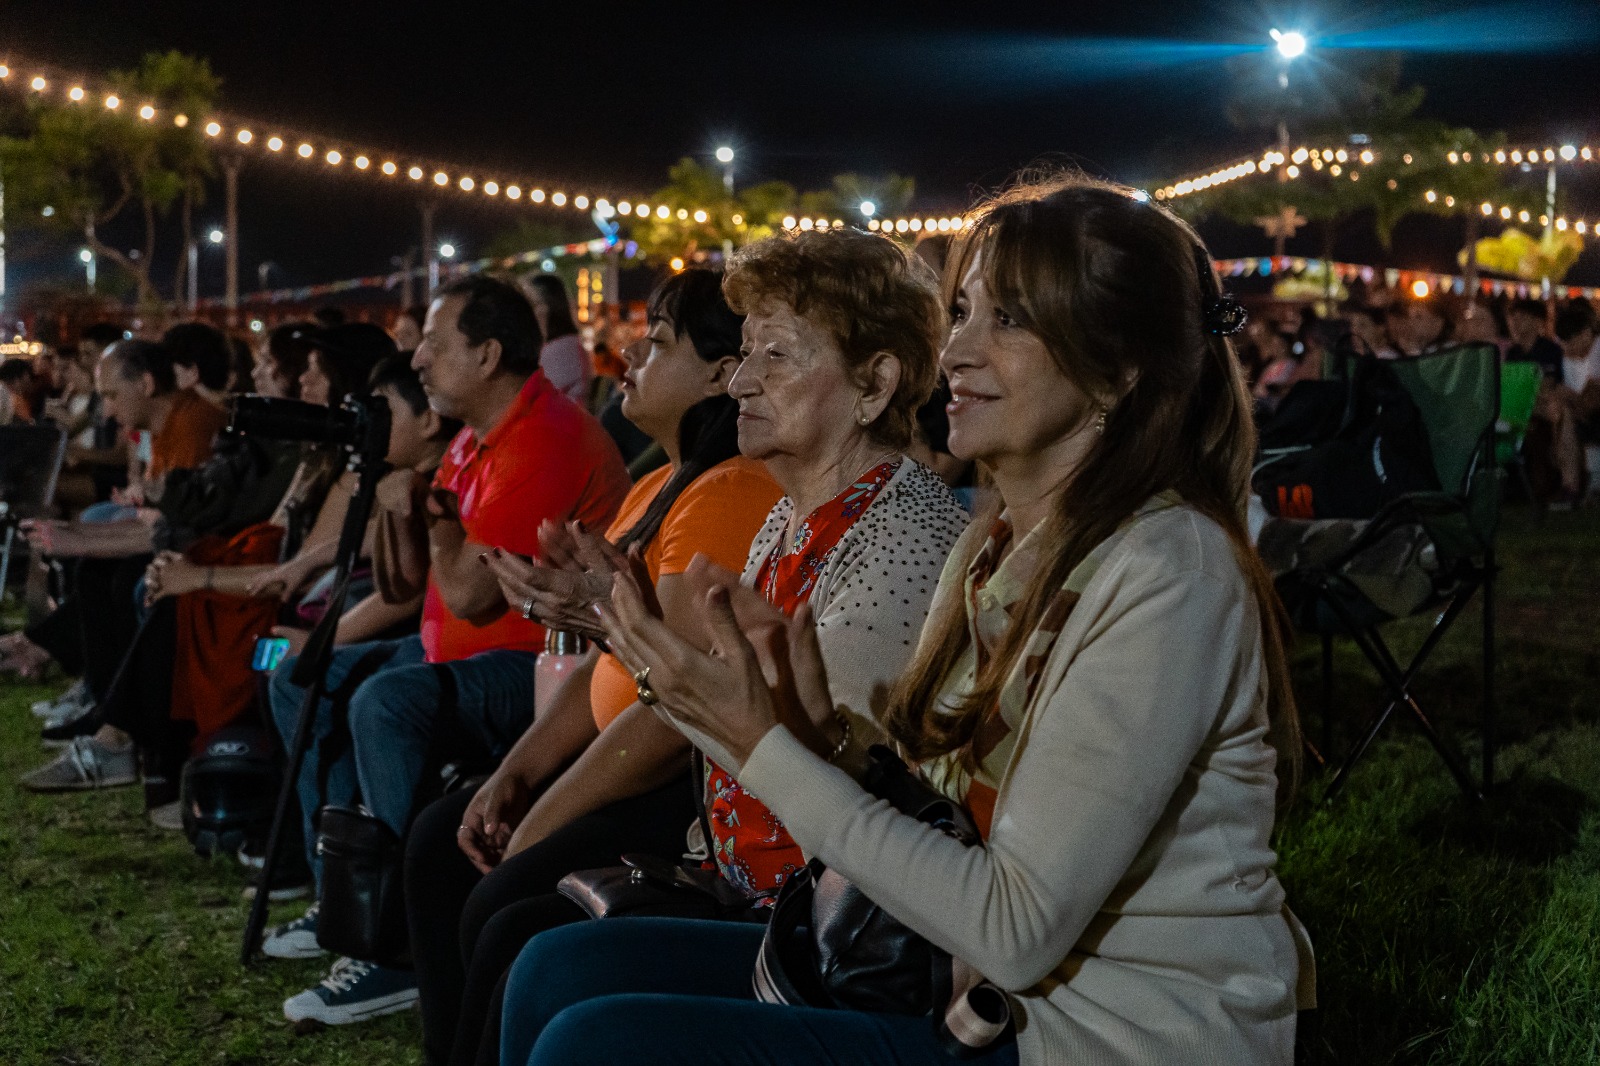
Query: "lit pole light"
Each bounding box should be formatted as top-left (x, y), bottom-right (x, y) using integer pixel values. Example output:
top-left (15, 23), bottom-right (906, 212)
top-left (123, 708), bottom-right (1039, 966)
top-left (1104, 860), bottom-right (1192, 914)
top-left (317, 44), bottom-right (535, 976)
top-left (208, 228), bottom-right (225, 245)
top-left (859, 200), bottom-right (876, 218)
top-left (79, 247), bottom-right (96, 291)
top-left (1268, 28), bottom-right (1309, 259)
top-left (715, 145), bottom-right (735, 195)
top-left (439, 242), bottom-right (457, 260)
top-left (1271, 28), bottom-right (1307, 62)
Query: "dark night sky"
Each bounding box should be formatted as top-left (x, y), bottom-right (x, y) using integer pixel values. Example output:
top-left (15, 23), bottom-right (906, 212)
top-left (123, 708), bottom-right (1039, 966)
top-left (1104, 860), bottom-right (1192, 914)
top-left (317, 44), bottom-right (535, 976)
top-left (5, 0), bottom-right (1600, 297)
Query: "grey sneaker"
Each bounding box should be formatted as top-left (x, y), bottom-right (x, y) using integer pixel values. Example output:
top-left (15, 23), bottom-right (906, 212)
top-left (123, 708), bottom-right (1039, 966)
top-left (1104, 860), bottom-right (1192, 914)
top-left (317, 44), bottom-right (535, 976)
top-left (283, 958), bottom-right (418, 1025)
top-left (20, 737), bottom-right (138, 792)
top-left (261, 904), bottom-right (325, 960)
top-left (32, 679), bottom-right (89, 719)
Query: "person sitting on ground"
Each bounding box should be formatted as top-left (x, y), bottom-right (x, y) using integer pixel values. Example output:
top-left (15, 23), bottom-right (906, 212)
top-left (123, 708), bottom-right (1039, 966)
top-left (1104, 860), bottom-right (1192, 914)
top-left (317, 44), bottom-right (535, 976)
top-left (520, 274), bottom-right (592, 406)
top-left (402, 267), bottom-right (783, 1062)
top-left (476, 228), bottom-right (970, 1066)
top-left (503, 173), bottom-right (1312, 1066)
top-left (259, 274), bottom-right (631, 1025)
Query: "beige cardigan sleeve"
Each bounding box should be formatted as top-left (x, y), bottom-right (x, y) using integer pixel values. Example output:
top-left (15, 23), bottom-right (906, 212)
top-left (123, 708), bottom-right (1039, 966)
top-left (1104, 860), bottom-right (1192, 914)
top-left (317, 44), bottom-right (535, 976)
top-left (738, 532), bottom-right (1256, 991)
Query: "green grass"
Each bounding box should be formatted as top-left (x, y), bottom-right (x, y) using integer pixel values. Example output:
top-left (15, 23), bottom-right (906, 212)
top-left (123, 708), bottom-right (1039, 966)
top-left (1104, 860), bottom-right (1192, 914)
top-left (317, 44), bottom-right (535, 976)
top-left (1, 506), bottom-right (1597, 1064)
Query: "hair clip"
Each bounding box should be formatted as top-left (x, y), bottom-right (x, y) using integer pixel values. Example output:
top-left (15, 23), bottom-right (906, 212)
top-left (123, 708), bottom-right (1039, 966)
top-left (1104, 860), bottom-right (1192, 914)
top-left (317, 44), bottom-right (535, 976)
top-left (1203, 295), bottom-right (1248, 336)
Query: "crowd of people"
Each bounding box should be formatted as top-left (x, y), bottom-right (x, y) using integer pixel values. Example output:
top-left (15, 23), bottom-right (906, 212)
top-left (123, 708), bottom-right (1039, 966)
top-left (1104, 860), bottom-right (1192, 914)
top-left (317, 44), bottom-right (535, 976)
top-left (1236, 286), bottom-right (1600, 506)
top-left (0, 169), bottom-right (1589, 1065)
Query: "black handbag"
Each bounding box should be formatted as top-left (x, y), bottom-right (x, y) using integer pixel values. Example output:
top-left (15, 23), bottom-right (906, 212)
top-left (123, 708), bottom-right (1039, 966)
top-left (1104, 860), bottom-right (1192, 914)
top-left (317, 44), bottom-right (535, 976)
top-left (753, 745), bottom-right (1014, 1058)
top-left (314, 805), bottom-right (410, 967)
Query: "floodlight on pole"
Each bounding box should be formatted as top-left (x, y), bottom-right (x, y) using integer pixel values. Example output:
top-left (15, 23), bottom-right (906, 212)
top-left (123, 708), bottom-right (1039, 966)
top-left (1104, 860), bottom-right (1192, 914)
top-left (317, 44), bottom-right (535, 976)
top-left (715, 145), bottom-right (735, 195)
top-left (439, 242), bottom-right (457, 259)
top-left (1270, 29), bottom-right (1307, 60)
top-left (859, 201), bottom-right (876, 218)
top-left (208, 228), bottom-right (225, 244)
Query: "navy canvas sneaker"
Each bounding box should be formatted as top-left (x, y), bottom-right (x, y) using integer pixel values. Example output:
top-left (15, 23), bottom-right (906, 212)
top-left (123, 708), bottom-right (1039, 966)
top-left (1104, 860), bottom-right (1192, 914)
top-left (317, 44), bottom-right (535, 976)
top-left (283, 957), bottom-right (418, 1024)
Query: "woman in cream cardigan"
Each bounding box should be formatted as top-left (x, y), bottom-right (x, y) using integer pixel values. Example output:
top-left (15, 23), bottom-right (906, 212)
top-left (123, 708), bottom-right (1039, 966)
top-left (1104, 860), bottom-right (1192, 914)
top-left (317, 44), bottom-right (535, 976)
top-left (500, 174), bottom-right (1314, 1066)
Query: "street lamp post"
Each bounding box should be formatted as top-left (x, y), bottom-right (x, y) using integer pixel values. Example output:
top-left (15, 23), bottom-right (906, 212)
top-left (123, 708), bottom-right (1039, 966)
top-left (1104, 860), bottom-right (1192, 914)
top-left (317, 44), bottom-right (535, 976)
top-left (79, 248), bottom-right (95, 292)
top-left (421, 201), bottom-right (438, 294)
top-left (1269, 28), bottom-right (1308, 260)
top-left (715, 146), bottom-right (735, 195)
top-left (224, 157), bottom-right (240, 323)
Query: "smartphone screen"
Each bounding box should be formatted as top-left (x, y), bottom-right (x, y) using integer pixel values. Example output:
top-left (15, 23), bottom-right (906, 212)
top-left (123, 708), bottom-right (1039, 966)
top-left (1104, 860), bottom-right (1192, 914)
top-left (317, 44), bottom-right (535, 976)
top-left (251, 636), bottom-right (292, 672)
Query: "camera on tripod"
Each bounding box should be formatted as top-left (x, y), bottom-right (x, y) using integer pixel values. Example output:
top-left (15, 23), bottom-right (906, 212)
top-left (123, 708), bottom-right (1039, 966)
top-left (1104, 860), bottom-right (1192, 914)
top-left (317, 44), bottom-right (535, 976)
top-left (227, 394), bottom-right (391, 470)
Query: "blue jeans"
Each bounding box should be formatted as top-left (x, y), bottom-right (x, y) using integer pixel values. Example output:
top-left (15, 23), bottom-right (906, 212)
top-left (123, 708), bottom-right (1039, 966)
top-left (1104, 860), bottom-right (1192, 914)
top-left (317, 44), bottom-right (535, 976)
top-left (501, 919), bottom-right (1022, 1066)
top-left (268, 635), bottom-right (538, 885)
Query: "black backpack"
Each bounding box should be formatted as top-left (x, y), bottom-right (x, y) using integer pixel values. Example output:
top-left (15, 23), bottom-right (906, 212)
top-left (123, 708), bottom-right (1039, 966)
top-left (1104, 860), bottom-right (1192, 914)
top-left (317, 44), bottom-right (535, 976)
top-left (1254, 356), bottom-right (1440, 520)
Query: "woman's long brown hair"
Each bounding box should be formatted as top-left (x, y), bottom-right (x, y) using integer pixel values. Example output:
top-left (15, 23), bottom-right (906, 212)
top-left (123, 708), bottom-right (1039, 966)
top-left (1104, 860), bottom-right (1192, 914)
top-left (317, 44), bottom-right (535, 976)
top-left (884, 172), bottom-right (1302, 797)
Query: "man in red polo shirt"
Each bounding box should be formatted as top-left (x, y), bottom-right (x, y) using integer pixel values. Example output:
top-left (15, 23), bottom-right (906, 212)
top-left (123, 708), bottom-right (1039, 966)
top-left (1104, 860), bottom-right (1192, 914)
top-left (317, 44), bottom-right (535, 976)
top-left (264, 275), bottom-right (629, 1024)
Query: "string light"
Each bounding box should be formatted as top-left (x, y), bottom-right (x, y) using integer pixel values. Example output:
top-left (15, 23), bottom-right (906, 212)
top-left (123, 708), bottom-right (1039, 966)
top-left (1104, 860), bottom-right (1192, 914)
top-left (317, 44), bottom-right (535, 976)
top-left (7, 55), bottom-right (1593, 247)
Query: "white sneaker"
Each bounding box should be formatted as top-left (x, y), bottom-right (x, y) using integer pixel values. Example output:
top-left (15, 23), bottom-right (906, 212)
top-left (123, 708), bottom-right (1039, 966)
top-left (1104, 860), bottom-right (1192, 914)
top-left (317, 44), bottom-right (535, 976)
top-left (283, 957), bottom-right (418, 1025)
top-left (32, 680), bottom-right (89, 719)
top-left (261, 904), bottom-right (326, 960)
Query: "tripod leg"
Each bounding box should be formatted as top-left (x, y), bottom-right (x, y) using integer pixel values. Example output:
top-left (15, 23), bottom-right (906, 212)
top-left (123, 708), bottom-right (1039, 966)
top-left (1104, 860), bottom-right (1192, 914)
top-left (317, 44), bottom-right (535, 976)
top-left (241, 674), bottom-right (328, 965)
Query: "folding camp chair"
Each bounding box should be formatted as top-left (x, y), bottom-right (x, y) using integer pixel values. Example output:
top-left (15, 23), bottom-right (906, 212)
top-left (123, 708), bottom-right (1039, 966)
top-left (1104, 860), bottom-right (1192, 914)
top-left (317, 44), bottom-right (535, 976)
top-left (1495, 361), bottom-right (1542, 505)
top-left (1272, 343), bottom-right (1501, 802)
top-left (0, 423), bottom-right (69, 594)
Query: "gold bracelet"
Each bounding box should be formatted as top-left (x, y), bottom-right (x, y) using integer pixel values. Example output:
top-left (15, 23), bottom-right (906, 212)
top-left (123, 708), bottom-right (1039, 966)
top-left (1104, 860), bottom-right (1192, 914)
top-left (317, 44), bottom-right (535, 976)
top-left (824, 709), bottom-right (852, 764)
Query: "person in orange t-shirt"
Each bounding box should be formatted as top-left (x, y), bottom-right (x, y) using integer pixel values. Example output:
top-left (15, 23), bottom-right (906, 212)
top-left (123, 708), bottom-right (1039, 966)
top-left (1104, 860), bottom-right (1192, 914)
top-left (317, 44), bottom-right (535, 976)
top-left (264, 275), bottom-right (630, 1023)
top-left (400, 269), bottom-right (781, 1063)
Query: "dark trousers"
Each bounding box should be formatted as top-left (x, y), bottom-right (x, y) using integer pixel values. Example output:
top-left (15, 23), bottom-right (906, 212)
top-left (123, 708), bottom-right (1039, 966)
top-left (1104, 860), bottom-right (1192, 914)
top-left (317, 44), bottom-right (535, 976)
top-left (98, 597), bottom-right (193, 786)
top-left (405, 773), bottom-right (696, 1066)
top-left (500, 918), bottom-right (1023, 1066)
top-left (25, 554), bottom-right (150, 700)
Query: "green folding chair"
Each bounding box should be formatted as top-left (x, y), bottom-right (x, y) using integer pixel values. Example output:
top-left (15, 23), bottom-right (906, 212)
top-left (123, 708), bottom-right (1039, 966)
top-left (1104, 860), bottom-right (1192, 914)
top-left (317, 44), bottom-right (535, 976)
top-left (1274, 343), bottom-right (1502, 801)
top-left (1495, 361), bottom-right (1542, 504)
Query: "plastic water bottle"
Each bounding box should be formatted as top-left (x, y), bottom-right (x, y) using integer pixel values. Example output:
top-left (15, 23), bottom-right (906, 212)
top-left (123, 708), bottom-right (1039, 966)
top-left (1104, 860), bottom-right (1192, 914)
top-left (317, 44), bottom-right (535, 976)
top-left (534, 630), bottom-right (589, 717)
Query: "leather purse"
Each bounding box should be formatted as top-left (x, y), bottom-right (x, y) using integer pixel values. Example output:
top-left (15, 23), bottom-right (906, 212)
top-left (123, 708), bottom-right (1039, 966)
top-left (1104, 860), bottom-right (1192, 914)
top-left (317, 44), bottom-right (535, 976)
top-left (557, 853), bottom-right (766, 922)
top-left (314, 805), bottom-right (411, 967)
top-left (752, 745), bottom-right (1014, 1057)
top-left (556, 751), bottom-right (771, 924)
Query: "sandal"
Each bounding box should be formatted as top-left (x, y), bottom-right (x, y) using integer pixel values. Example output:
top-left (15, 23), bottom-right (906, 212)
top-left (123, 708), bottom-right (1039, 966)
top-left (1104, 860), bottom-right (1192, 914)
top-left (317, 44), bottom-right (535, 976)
top-left (20, 736), bottom-right (138, 792)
